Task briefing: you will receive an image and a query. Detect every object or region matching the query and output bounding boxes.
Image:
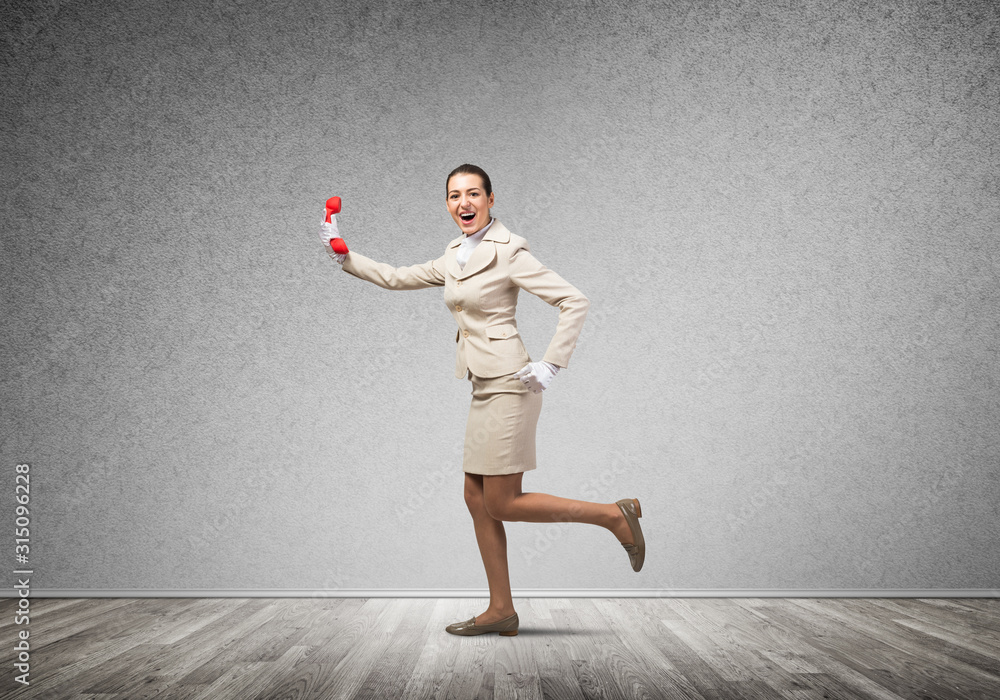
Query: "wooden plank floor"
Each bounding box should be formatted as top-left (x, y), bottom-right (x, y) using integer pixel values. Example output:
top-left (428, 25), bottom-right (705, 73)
top-left (0, 597), bottom-right (997, 699)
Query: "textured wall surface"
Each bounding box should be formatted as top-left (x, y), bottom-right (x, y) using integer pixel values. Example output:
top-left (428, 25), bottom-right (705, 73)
top-left (2, 0), bottom-right (998, 592)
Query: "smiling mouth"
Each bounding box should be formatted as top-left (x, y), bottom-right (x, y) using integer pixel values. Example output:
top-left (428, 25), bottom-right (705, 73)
top-left (460, 212), bottom-right (476, 224)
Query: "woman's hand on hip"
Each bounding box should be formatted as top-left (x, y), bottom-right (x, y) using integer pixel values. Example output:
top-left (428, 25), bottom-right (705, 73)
top-left (514, 361), bottom-right (560, 393)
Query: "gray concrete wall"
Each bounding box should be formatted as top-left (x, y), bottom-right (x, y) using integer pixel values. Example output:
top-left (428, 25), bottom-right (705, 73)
top-left (2, 0), bottom-right (997, 592)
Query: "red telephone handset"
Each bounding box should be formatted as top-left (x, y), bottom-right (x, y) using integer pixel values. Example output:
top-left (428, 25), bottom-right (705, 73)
top-left (325, 197), bottom-right (348, 254)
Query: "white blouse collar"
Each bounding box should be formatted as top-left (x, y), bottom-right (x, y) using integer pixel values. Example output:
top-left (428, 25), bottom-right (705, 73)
top-left (462, 217), bottom-right (494, 243)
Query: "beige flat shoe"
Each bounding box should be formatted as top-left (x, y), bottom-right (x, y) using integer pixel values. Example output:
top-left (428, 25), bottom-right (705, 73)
top-left (445, 612), bottom-right (519, 636)
top-left (616, 498), bottom-right (645, 572)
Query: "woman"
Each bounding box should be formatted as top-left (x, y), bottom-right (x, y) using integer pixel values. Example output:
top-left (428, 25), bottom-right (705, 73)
top-left (319, 164), bottom-right (645, 636)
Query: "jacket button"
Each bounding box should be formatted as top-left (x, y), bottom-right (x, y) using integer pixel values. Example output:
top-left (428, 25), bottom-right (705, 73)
top-left (463, 330), bottom-right (469, 338)
top-left (456, 280), bottom-right (463, 286)
top-left (455, 305), bottom-right (462, 312)
top-left (502, 332), bottom-right (507, 337)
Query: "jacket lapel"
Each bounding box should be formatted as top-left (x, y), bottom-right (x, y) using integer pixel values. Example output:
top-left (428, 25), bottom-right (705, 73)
top-left (446, 220), bottom-right (510, 280)
top-left (455, 241), bottom-right (495, 279)
top-left (446, 236), bottom-right (464, 279)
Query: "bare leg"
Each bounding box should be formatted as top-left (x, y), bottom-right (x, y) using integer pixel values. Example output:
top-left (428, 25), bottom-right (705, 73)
top-left (463, 473), bottom-right (518, 624)
top-left (482, 472), bottom-right (634, 545)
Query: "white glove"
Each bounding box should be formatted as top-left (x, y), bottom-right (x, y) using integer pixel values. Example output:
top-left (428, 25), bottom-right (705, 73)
top-left (514, 361), bottom-right (560, 393)
top-left (319, 216), bottom-right (346, 264)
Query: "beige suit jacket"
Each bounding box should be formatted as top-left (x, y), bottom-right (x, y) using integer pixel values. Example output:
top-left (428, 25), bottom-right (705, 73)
top-left (340, 219), bottom-right (590, 378)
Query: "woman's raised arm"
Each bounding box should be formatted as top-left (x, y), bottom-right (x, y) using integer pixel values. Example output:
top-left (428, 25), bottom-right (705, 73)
top-left (340, 250), bottom-right (446, 290)
top-left (319, 216), bottom-right (445, 290)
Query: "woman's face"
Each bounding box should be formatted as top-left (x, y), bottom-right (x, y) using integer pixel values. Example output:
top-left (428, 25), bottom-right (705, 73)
top-left (447, 173), bottom-right (494, 235)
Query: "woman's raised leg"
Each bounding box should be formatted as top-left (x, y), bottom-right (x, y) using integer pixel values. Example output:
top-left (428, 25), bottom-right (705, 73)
top-left (482, 472), bottom-right (635, 545)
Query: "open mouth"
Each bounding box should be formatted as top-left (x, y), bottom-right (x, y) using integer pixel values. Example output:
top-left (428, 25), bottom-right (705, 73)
top-left (460, 212), bottom-right (476, 224)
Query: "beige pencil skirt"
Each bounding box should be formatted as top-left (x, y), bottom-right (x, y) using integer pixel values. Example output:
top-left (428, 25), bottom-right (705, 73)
top-left (463, 369), bottom-right (543, 475)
